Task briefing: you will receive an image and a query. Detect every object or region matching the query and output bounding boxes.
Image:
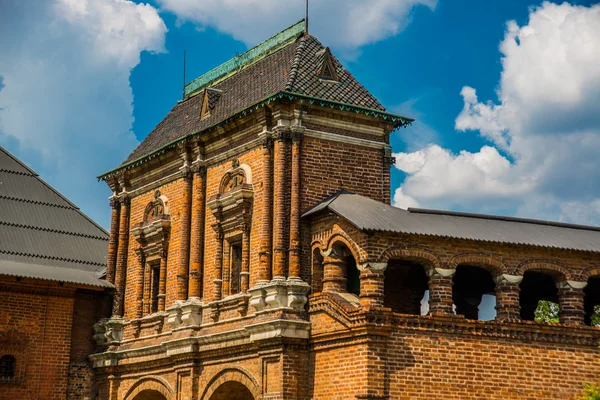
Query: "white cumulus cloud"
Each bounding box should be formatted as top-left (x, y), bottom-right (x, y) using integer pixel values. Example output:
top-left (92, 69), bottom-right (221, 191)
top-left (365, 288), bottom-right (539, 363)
top-left (395, 1), bottom-right (600, 224)
top-left (157, 0), bottom-right (436, 50)
top-left (0, 0), bottom-right (167, 227)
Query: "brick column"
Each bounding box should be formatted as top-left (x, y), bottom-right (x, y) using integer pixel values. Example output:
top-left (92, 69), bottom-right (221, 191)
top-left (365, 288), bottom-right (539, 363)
top-left (158, 251), bottom-right (167, 311)
top-left (259, 136), bottom-right (273, 283)
top-left (272, 129), bottom-right (289, 280)
top-left (214, 231), bottom-right (224, 300)
top-left (558, 280), bottom-right (587, 325)
top-left (105, 197), bottom-right (120, 284)
top-left (113, 195), bottom-right (130, 317)
top-left (288, 131), bottom-right (302, 279)
top-left (322, 251), bottom-right (347, 293)
top-left (143, 260), bottom-right (151, 315)
top-left (495, 274), bottom-right (522, 321)
top-left (177, 170), bottom-right (193, 301)
top-left (135, 252), bottom-right (145, 319)
top-left (241, 225), bottom-right (250, 292)
top-left (427, 267), bottom-right (455, 315)
top-left (358, 262), bottom-right (387, 308)
top-left (188, 164), bottom-right (206, 299)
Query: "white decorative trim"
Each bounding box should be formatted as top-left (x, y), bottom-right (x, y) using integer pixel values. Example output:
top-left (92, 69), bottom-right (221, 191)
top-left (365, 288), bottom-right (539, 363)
top-left (558, 280), bottom-right (588, 289)
top-left (427, 267), bottom-right (456, 278)
top-left (357, 262), bottom-right (388, 271)
top-left (495, 274), bottom-right (524, 284)
top-left (304, 129), bottom-right (387, 150)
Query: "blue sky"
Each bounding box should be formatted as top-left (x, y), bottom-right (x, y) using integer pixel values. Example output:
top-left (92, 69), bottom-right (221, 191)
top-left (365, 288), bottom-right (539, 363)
top-left (1, 0), bottom-right (600, 229)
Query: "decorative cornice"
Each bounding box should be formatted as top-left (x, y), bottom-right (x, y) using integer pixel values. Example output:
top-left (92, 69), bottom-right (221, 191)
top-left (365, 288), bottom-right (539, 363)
top-left (97, 92), bottom-right (412, 181)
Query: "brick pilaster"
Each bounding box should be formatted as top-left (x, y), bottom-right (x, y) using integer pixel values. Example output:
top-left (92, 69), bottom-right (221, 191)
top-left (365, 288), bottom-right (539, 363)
top-left (382, 145), bottom-right (395, 205)
top-left (358, 263), bottom-right (387, 308)
top-left (289, 131), bottom-right (302, 279)
top-left (272, 129), bottom-right (289, 280)
top-left (222, 241), bottom-right (231, 296)
top-left (323, 252), bottom-right (347, 293)
top-left (214, 231), bottom-right (224, 300)
top-left (427, 267), bottom-right (455, 315)
top-left (143, 259), bottom-right (151, 315)
top-left (113, 195), bottom-right (130, 317)
top-left (241, 225), bottom-right (250, 292)
top-left (105, 197), bottom-right (120, 284)
top-left (177, 170), bottom-right (193, 301)
top-left (158, 251), bottom-right (167, 311)
top-left (135, 252), bottom-right (144, 319)
top-left (559, 280), bottom-right (587, 325)
top-left (259, 136), bottom-right (273, 283)
top-left (188, 164), bottom-right (206, 299)
top-left (495, 274), bottom-right (522, 321)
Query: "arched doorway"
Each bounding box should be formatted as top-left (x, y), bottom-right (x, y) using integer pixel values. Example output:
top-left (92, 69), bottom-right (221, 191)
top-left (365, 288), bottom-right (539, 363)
top-left (209, 381), bottom-right (254, 400)
top-left (132, 389), bottom-right (168, 400)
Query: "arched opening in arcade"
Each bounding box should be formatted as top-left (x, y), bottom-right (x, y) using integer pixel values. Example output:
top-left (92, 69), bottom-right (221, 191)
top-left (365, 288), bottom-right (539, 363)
top-left (585, 276), bottom-right (600, 327)
top-left (131, 389), bottom-right (168, 400)
top-left (452, 265), bottom-right (496, 320)
top-left (384, 260), bottom-right (428, 315)
top-left (209, 381), bottom-right (255, 400)
top-left (520, 270), bottom-right (560, 322)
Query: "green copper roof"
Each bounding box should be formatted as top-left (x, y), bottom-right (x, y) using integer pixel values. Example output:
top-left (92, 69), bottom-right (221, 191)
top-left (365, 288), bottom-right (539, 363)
top-left (184, 20), bottom-right (305, 99)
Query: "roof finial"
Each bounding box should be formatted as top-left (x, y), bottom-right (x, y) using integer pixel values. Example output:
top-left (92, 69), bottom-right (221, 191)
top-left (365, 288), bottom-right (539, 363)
top-left (305, 0), bottom-right (309, 36)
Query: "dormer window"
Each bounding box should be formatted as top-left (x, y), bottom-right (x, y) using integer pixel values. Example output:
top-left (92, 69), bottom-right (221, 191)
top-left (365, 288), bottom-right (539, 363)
top-left (200, 88), bottom-right (222, 119)
top-left (317, 47), bottom-right (339, 82)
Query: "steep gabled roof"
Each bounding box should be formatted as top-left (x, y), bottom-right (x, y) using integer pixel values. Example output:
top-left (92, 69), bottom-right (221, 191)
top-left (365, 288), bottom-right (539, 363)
top-left (0, 146), bottom-right (111, 288)
top-left (302, 191), bottom-right (600, 253)
top-left (107, 20), bottom-right (410, 177)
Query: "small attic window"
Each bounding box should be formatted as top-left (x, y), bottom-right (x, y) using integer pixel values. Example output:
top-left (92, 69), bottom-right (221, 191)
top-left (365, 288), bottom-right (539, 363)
top-left (200, 87), bottom-right (222, 119)
top-left (317, 47), bottom-right (339, 82)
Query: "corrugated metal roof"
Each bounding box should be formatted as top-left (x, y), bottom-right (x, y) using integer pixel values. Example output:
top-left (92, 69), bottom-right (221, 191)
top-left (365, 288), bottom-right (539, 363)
top-left (302, 191), bottom-right (600, 253)
top-left (0, 259), bottom-right (113, 288)
top-left (0, 146), bottom-right (109, 288)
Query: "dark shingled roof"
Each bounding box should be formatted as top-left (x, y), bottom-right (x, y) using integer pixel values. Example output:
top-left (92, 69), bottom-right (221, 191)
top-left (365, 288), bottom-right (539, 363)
top-left (303, 191), bottom-right (600, 253)
top-left (123, 22), bottom-right (390, 165)
top-left (0, 146), bottom-right (111, 288)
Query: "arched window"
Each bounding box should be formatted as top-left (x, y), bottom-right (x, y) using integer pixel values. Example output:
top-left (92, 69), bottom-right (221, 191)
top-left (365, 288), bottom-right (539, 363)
top-left (520, 271), bottom-right (560, 322)
top-left (0, 355), bottom-right (15, 378)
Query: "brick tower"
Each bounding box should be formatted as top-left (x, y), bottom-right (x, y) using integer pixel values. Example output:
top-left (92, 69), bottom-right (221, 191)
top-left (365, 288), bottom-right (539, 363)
top-left (92, 20), bottom-right (600, 400)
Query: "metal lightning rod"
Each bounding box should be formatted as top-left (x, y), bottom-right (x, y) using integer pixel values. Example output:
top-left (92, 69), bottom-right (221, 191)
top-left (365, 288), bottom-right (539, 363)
top-left (182, 50), bottom-right (187, 101)
top-left (305, 0), bottom-right (309, 36)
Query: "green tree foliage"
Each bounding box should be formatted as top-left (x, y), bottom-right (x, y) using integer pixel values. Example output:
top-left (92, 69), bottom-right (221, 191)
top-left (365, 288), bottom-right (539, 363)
top-left (592, 305), bottom-right (600, 327)
top-left (578, 382), bottom-right (600, 400)
top-left (534, 300), bottom-right (560, 323)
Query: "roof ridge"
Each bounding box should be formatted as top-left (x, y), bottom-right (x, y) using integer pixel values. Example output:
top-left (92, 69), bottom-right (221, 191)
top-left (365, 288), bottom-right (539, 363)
top-left (285, 35), bottom-right (308, 91)
top-left (0, 194), bottom-right (76, 210)
top-left (0, 249), bottom-right (106, 267)
top-left (0, 221), bottom-right (109, 241)
top-left (184, 19), bottom-right (305, 99)
top-left (407, 207), bottom-right (600, 232)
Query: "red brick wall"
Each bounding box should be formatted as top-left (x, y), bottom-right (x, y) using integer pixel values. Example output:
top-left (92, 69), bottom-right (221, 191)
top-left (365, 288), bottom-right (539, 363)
top-left (301, 137), bottom-right (386, 209)
top-left (0, 279), bottom-right (108, 400)
top-left (309, 324), bottom-right (600, 399)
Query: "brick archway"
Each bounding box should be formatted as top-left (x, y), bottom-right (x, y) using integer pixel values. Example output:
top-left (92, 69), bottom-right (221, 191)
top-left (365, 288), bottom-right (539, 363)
top-left (124, 377), bottom-right (175, 400)
top-left (515, 260), bottom-right (572, 280)
top-left (376, 245), bottom-right (441, 268)
top-left (449, 253), bottom-right (507, 275)
top-left (200, 368), bottom-right (260, 400)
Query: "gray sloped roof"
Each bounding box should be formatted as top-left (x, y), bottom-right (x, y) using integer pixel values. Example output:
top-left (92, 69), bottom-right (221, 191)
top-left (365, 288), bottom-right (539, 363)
top-left (302, 191), bottom-right (600, 253)
top-left (0, 146), bottom-right (111, 288)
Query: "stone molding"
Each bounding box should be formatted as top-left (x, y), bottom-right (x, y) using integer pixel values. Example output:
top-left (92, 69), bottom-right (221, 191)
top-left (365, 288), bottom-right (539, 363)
top-left (558, 280), bottom-right (588, 289)
top-left (426, 267), bottom-right (456, 278)
top-left (248, 278), bottom-right (310, 313)
top-left (495, 274), bottom-right (524, 284)
top-left (90, 318), bottom-right (310, 369)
